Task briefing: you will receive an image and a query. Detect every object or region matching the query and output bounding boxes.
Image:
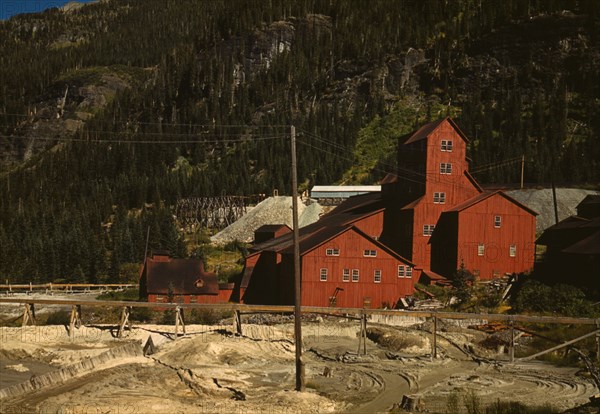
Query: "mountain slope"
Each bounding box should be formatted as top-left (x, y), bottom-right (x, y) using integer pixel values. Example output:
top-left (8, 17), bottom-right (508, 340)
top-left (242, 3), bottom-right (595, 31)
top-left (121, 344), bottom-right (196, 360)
top-left (0, 0), bottom-right (599, 282)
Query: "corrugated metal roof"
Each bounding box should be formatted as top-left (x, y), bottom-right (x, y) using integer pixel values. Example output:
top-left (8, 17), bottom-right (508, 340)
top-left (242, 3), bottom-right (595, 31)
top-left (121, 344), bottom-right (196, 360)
top-left (311, 185), bottom-right (381, 192)
top-left (311, 185), bottom-right (381, 193)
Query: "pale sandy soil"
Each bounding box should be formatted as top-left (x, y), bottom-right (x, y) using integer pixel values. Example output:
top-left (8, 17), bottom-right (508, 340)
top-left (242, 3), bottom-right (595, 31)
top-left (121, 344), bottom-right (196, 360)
top-left (0, 312), bottom-right (597, 414)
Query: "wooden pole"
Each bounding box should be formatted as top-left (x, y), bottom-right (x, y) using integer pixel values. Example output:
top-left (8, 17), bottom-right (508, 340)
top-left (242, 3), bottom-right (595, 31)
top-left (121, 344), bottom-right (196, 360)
top-left (117, 306), bottom-right (131, 339)
top-left (362, 314), bottom-right (367, 355)
top-left (234, 310), bottom-right (243, 335)
top-left (69, 305), bottom-right (80, 340)
top-left (509, 320), bottom-right (515, 363)
top-left (432, 315), bottom-right (438, 359)
top-left (22, 303), bottom-right (36, 327)
top-left (517, 329), bottom-right (600, 362)
top-left (551, 181), bottom-right (559, 225)
top-left (291, 125), bottom-right (305, 392)
top-left (520, 155), bottom-right (525, 189)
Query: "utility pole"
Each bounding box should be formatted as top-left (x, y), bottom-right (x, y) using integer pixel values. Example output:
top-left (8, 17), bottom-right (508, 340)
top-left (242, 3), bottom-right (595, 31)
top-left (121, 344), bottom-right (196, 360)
top-left (291, 125), bottom-right (305, 391)
top-left (520, 155), bottom-right (525, 189)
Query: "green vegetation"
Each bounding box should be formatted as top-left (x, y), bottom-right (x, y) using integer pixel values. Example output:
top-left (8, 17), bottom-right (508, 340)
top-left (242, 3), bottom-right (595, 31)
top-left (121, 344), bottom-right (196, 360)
top-left (510, 280), bottom-right (599, 318)
top-left (1, 0), bottom-right (599, 283)
top-left (96, 288), bottom-right (139, 302)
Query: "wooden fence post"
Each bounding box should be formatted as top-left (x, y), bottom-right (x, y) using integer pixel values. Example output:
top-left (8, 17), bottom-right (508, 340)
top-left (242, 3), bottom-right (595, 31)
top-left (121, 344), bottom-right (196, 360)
top-left (117, 306), bottom-right (131, 339)
top-left (509, 319), bottom-right (515, 363)
top-left (596, 321), bottom-right (600, 363)
top-left (174, 307), bottom-right (185, 340)
top-left (69, 305), bottom-right (81, 340)
top-left (234, 310), bottom-right (243, 335)
top-left (22, 303), bottom-right (36, 327)
top-left (357, 314), bottom-right (368, 356)
top-left (432, 314), bottom-right (438, 360)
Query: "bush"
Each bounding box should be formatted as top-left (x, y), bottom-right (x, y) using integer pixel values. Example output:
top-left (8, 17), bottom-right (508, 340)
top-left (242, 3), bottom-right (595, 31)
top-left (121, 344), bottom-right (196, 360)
top-left (130, 307), bottom-right (154, 322)
top-left (511, 280), bottom-right (598, 317)
top-left (97, 288), bottom-right (139, 301)
top-left (45, 310), bottom-right (71, 326)
top-left (187, 308), bottom-right (232, 325)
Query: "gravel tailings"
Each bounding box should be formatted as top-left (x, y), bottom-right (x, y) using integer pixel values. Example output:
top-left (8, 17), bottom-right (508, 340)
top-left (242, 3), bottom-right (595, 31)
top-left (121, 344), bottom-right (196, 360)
top-left (211, 197), bottom-right (323, 245)
top-left (506, 188), bottom-right (598, 233)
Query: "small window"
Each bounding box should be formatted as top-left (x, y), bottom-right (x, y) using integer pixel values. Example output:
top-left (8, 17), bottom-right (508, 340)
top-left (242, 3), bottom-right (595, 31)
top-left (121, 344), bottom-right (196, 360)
top-left (352, 269), bottom-right (359, 282)
top-left (398, 265), bottom-right (405, 278)
top-left (434, 192), bottom-right (446, 204)
top-left (406, 266), bottom-right (413, 278)
top-left (478, 243), bottom-right (485, 257)
top-left (326, 248), bottom-right (340, 256)
top-left (320, 268), bottom-right (328, 281)
top-left (441, 140), bottom-right (453, 152)
top-left (374, 270), bottom-right (382, 283)
top-left (440, 162), bottom-right (452, 175)
top-left (509, 244), bottom-right (516, 257)
top-left (494, 216), bottom-right (501, 228)
top-left (423, 224), bottom-right (435, 236)
top-left (363, 249), bottom-right (377, 257)
top-left (343, 268), bottom-right (350, 282)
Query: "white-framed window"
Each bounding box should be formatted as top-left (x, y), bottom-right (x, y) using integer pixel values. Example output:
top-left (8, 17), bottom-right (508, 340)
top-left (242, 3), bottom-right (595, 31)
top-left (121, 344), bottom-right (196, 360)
top-left (478, 243), bottom-right (485, 257)
top-left (441, 140), bottom-right (453, 152)
top-left (440, 162), bottom-right (452, 174)
top-left (509, 244), bottom-right (516, 257)
top-left (433, 192), bottom-right (446, 204)
top-left (398, 265), bottom-right (405, 278)
top-left (352, 269), bottom-right (359, 282)
top-left (363, 249), bottom-right (377, 257)
top-left (326, 248), bottom-right (340, 256)
top-left (494, 215), bottom-right (502, 228)
top-left (423, 224), bottom-right (435, 236)
top-left (342, 268), bottom-right (350, 282)
top-left (406, 266), bottom-right (413, 278)
top-left (374, 270), bottom-right (382, 283)
top-left (320, 268), bottom-right (328, 281)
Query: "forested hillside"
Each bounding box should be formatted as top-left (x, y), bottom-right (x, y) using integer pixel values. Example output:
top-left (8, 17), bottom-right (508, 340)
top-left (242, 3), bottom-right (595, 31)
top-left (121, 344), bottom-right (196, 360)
top-left (0, 0), bottom-right (599, 283)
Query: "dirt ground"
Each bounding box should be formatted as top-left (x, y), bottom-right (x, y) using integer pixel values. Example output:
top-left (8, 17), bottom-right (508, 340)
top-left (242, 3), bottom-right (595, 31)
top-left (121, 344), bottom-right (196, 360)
top-left (0, 301), bottom-right (598, 414)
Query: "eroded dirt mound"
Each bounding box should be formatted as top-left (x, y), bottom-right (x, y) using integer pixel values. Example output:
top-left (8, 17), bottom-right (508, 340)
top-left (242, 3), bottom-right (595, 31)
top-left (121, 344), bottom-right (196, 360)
top-left (366, 326), bottom-right (429, 353)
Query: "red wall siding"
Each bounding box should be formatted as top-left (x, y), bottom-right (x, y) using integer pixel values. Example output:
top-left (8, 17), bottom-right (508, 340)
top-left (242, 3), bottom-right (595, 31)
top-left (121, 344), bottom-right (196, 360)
top-left (424, 120), bottom-right (479, 207)
top-left (351, 211), bottom-right (384, 239)
top-left (408, 119), bottom-right (481, 271)
top-left (456, 194), bottom-right (536, 280)
top-left (300, 229), bottom-right (415, 308)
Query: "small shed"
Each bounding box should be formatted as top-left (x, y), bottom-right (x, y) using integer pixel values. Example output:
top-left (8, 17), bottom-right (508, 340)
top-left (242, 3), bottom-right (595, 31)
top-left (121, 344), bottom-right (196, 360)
top-left (254, 224), bottom-right (292, 244)
top-left (139, 252), bottom-right (232, 303)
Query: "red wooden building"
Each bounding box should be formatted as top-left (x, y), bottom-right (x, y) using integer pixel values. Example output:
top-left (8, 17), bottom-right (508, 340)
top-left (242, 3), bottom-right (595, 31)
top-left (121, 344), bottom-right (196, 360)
top-left (242, 118), bottom-right (537, 307)
top-left (140, 252), bottom-right (233, 304)
top-left (379, 118), bottom-right (537, 281)
top-left (240, 193), bottom-right (416, 307)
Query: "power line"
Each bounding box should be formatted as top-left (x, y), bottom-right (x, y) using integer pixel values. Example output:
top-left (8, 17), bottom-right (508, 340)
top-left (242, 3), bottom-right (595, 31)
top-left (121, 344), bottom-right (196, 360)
top-left (1, 133), bottom-right (287, 145)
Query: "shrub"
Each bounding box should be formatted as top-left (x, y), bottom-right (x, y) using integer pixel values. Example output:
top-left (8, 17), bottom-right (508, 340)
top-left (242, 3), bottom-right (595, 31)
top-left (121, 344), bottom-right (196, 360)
top-left (511, 280), bottom-right (598, 317)
top-left (130, 307), bottom-right (154, 322)
top-left (187, 308), bottom-right (232, 325)
top-left (45, 310), bottom-right (71, 326)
